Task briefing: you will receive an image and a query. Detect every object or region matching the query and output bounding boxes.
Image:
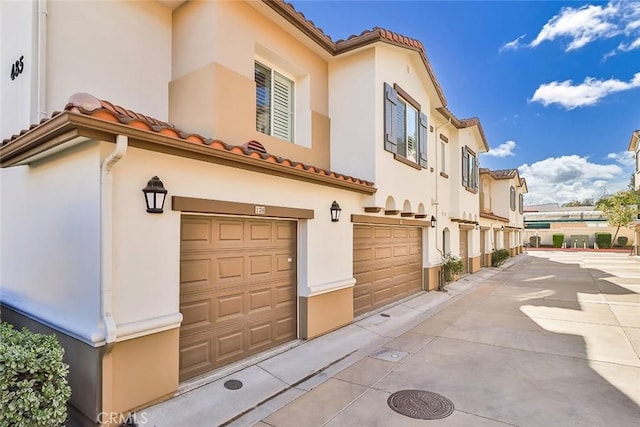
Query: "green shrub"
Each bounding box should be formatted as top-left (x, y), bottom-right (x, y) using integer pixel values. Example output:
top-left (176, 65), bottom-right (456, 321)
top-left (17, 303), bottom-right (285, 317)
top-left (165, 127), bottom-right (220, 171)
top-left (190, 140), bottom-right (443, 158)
top-left (617, 236), bottom-right (629, 247)
top-left (491, 249), bottom-right (510, 267)
top-left (595, 232), bottom-right (612, 249)
top-left (0, 322), bottom-right (71, 426)
top-left (552, 233), bottom-right (564, 248)
top-left (442, 253), bottom-right (464, 282)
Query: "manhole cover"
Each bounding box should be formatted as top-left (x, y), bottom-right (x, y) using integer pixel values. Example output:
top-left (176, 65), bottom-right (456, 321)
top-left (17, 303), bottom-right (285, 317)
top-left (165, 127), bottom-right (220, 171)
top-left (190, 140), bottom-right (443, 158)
top-left (223, 379), bottom-right (243, 390)
top-left (387, 390), bottom-right (454, 420)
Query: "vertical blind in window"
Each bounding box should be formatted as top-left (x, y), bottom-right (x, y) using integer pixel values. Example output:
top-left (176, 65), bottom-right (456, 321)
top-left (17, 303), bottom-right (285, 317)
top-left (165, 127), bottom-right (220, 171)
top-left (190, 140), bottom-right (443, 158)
top-left (255, 61), bottom-right (294, 142)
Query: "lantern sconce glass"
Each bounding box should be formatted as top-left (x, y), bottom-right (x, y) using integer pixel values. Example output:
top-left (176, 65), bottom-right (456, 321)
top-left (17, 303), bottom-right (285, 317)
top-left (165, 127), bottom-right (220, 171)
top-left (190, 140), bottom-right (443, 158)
top-left (430, 215), bottom-right (436, 228)
top-left (330, 201), bottom-right (342, 222)
top-left (142, 176), bottom-right (168, 214)
top-left (474, 223), bottom-right (479, 230)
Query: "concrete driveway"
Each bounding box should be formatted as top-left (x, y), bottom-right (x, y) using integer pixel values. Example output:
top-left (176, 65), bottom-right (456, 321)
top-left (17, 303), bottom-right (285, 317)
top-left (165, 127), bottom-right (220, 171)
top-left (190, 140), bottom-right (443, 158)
top-left (144, 252), bottom-right (639, 426)
top-left (250, 252), bottom-right (640, 426)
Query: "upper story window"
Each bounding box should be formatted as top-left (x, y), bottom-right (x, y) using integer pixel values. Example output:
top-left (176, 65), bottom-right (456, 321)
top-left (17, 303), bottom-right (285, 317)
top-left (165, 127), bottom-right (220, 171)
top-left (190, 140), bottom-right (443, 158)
top-left (510, 186), bottom-right (516, 211)
top-left (384, 83), bottom-right (428, 168)
top-left (462, 146), bottom-right (478, 192)
top-left (518, 193), bottom-right (524, 214)
top-left (440, 134), bottom-right (448, 175)
top-left (255, 61), bottom-right (294, 142)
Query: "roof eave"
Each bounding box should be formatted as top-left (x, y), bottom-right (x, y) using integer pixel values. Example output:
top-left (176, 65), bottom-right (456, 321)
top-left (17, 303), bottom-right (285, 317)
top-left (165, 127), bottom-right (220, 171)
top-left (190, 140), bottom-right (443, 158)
top-left (1, 113), bottom-right (377, 195)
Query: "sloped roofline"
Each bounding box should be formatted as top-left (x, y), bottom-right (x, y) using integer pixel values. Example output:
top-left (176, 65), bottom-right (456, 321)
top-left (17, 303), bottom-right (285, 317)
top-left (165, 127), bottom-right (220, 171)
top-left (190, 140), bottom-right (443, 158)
top-left (263, 0), bottom-right (447, 107)
top-left (629, 130), bottom-right (640, 151)
top-left (0, 93), bottom-right (376, 194)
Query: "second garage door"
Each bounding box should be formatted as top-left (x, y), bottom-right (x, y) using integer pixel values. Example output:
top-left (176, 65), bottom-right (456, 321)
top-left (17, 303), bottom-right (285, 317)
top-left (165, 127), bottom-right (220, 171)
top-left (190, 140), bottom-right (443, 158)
top-left (353, 224), bottom-right (422, 317)
top-left (179, 216), bottom-right (297, 382)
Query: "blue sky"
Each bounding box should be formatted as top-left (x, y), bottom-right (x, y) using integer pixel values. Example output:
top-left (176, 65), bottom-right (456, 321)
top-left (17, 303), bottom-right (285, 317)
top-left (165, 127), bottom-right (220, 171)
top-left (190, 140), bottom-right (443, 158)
top-left (290, 0), bottom-right (640, 205)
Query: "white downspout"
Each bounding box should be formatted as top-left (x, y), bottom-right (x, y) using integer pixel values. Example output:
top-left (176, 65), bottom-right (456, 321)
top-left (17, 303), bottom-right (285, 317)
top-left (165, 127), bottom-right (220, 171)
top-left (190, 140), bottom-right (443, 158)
top-left (433, 118), bottom-right (451, 259)
top-left (37, 0), bottom-right (47, 121)
top-left (101, 135), bottom-right (128, 347)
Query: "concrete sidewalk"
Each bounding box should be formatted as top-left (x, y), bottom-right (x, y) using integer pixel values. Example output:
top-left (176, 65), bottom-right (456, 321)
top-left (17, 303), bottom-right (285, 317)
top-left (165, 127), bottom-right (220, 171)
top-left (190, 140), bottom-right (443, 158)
top-left (144, 252), bottom-right (640, 426)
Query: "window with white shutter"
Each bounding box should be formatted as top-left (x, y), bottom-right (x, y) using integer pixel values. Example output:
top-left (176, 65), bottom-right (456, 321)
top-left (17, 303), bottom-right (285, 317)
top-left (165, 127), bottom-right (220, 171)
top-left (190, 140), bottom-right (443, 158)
top-left (255, 61), bottom-right (294, 142)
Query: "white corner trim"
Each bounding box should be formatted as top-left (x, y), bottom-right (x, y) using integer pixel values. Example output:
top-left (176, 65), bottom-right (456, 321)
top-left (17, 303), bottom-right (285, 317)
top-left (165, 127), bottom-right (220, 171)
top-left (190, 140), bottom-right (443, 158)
top-left (307, 277), bottom-right (356, 297)
top-left (115, 312), bottom-right (183, 342)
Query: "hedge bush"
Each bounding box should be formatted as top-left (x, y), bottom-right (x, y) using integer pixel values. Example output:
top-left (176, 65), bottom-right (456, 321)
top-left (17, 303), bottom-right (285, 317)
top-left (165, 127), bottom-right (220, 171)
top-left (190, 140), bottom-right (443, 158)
top-left (442, 253), bottom-right (464, 282)
top-left (552, 233), bottom-right (564, 248)
top-left (0, 322), bottom-right (71, 426)
top-left (595, 232), bottom-right (612, 249)
top-left (617, 236), bottom-right (629, 247)
top-left (491, 249), bottom-right (510, 267)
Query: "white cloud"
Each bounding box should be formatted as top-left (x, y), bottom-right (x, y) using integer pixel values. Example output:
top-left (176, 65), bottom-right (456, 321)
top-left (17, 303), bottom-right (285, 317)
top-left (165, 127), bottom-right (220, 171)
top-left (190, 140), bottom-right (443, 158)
top-left (530, 3), bottom-right (619, 51)
top-left (506, 2), bottom-right (640, 55)
top-left (618, 36), bottom-right (640, 51)
top-left (607, 151), bottom-right (636, 167)
top-left (519, 155), bottom-right (629, 205)
top-left (499, 34), bottom-right (526, 52)
top-left (530, 72), bottom-right (640, 109)
top-left (483, 140), bottom-right (516, 157)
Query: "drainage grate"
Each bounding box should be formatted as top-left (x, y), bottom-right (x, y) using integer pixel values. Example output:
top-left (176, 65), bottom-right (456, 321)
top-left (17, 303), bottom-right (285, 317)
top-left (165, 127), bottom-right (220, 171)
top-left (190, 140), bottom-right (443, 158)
top-left (223, 379), bottom-right (243, 390)
top-left (387, 390), bottom-right (454, 420)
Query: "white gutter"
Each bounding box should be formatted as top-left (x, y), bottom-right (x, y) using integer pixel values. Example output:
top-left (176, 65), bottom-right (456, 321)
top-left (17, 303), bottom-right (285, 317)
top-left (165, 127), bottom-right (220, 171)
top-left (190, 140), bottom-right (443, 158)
top-left (37, 0), bottom-right (47, 121)
top-left (101, 135), bottom-right (128, 347)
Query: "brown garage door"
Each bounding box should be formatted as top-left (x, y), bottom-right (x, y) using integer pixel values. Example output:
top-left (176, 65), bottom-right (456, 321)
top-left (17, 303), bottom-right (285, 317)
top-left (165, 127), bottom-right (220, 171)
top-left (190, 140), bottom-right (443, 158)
top-left (179, 216), bottom-right (297, 382)
top-left (459, 230), bottom-right (469, 274)
top-left (353, 225), bottom-right (422, 317)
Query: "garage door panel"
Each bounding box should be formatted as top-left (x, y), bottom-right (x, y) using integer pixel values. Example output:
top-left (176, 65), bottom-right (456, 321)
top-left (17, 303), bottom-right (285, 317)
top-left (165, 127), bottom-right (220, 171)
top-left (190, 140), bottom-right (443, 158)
top-left (179, 338), bottom-right (211, 376)
top-left (353, 224), bottom-right (422, 317)
top-left (373, 227), bottom-right (391, 239)
top-left (249, 222), bottom-right (272, 241)
top-left (248, 322), bottom-right (272, 349)
top-left (275, 254), bottom-right (293, 273)
top-left (181, 219), bottom-right (212, 247)
top-left (217, 221), bottom-right (245, 243)
top-left (217, 256), bottom-right (245, 281)
top-left (274, 284), bottom-right (295, 306)
top-left (180, 299), bottom-right (211, 332)
top-left (275, 223), bottom-right (295, 240)
top-left (248, 288), bottom-right (272, 312)
top-left (374, 246), bottom-right (393, 260)
top-left (249, 254), bottom-right (272, 276)
top-left (180, 216), bottom-right (297, 382)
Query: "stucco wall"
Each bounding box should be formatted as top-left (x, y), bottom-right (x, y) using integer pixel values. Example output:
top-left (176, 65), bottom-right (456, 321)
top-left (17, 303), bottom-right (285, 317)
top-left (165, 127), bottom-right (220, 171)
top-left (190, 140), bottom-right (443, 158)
top-left (171, 0), bottom-right (328, 153)
top-left (0, 141), bottom-right (102, 344)
top-left (46, 0), bottom-right (171, 119)
top-left (0, 0), bottom-right (172, 140)
top-left (109, 144), bottom-right (367, 335)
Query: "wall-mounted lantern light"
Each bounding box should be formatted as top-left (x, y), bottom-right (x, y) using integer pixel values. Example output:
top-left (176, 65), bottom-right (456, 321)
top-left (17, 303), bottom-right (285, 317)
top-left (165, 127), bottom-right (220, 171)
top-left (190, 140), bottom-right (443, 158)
top-left (474, 224), bottom-right (479, 230)
top-left (142, 176), bottom-right (167, 214)
top-left (330, 201), bottom-right (342, 222)
top-left (430, 215), bottom-right (436, 228)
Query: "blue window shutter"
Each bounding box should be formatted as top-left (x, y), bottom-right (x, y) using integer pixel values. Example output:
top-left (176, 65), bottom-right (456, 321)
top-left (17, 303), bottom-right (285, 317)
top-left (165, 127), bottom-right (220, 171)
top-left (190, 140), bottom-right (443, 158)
top-left (384, 83), bottom-right (398, 153)
top-left (418, 112), bottom-right (428, 168)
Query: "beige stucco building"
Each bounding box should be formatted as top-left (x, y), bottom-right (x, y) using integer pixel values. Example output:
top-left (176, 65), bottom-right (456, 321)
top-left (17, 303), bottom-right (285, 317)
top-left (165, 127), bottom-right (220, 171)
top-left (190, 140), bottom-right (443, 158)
top-left (629, 130), bottom-right (640, 255)
top-left (478, 168), bottom-right (528, 265)
top-left (0, 1), bottom-right (522, 425)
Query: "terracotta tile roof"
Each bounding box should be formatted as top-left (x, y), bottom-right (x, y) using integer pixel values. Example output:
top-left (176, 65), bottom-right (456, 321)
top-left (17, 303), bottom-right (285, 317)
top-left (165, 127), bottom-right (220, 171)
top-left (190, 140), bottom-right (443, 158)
top-left (1, 93), bottom-right (375, 191)
top-left (264, 0), bottom-right (447, 107)
top-left (480, 168), bottom-right (527, 191)
top-left (436, 107), bottom-right (489, 152)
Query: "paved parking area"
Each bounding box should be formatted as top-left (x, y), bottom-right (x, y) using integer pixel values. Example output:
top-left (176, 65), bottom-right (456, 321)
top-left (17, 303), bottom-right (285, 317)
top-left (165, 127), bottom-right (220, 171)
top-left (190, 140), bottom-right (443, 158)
top-left (252, 252), bottom-right (640, 426)
top-left (144, 252), bottom-right (640, 426)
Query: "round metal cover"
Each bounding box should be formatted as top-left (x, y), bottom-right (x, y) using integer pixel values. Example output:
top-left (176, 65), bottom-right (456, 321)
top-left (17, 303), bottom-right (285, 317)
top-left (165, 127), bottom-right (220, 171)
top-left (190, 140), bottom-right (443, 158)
top-left (387, 390), bottom-right (454, 420)
top-left (223, 379), bottom-right (243, 390)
